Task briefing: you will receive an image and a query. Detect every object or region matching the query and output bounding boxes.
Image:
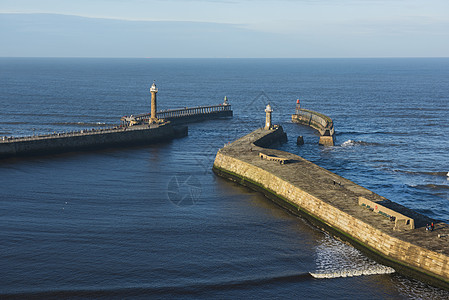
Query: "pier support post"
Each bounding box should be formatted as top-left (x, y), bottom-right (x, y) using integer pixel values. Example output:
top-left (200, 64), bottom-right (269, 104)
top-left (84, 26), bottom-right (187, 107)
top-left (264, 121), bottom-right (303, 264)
top-left (319, 135), bottom-right (334, 146)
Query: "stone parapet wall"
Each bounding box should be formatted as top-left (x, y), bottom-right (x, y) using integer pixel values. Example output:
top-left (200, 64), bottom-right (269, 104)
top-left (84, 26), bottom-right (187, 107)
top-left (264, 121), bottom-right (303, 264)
top-left (359, 196), bottom-right (415, 230)
top-left (292, 109), bottom-right (334, 135)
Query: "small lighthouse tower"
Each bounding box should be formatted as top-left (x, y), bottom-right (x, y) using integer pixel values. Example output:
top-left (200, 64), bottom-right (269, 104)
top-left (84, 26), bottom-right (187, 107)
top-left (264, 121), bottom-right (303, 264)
top-left (150, 81), bottom-right (158, 123)
top-left (264, 104), bottom-right (273, 130)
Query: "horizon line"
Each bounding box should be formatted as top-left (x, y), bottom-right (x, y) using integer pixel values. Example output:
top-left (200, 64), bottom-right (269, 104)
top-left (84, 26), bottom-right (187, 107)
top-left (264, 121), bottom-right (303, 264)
top-left (1, 56), bottom-right (449, 59)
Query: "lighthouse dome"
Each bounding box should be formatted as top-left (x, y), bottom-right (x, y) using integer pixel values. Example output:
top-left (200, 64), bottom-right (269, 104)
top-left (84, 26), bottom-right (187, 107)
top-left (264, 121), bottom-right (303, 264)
top-left (265, 104), bottom-right (273, 112)
top-left (150, 81), bottom-right (158, 92)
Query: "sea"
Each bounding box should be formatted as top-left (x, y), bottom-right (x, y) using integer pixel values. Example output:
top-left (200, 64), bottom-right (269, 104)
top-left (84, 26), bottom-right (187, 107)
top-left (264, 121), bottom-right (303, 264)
top-left (0, 58), bottom-right (448, 299)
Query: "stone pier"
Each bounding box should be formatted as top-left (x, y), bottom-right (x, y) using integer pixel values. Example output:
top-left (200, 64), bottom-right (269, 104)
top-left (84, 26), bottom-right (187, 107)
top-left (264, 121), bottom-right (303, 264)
top-left (0, 123), bottom-right (187, 159)
top-left (213, 126), bottom-right (449, 289)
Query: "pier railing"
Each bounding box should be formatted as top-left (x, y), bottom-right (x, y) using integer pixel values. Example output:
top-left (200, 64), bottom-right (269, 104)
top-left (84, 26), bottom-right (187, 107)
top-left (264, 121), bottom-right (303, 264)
top-left (134, 104), bottom-right (232, 122)
top-left (0, 126), bottom-right (133, 143)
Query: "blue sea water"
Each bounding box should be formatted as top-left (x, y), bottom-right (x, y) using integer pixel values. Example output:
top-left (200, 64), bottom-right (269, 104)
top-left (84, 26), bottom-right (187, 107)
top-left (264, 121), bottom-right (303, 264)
top-left (0, 58), bottom-right (448, 299)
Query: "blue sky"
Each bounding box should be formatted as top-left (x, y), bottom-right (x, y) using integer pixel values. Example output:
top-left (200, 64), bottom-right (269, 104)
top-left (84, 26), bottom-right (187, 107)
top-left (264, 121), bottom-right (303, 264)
top-left (1, 0), bottom-right (448, 57)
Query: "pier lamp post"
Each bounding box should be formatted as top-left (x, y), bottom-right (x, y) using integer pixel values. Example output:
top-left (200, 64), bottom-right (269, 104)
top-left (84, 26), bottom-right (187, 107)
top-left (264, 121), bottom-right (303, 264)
top-left (150, 81), bottom-right (158, 123)
top-left (265, 104), bottom-right (273, 130)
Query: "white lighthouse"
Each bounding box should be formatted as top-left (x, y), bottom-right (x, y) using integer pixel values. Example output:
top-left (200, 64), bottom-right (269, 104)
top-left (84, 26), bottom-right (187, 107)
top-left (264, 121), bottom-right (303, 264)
top-left (264, 104), bottom-right (273, 130)
top-left (150, 81), bottom-right (158, 123)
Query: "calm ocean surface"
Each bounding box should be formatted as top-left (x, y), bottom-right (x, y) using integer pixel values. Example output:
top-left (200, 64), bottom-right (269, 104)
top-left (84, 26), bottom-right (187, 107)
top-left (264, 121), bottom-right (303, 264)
top-left (0, 58), bottom-right (448, 299)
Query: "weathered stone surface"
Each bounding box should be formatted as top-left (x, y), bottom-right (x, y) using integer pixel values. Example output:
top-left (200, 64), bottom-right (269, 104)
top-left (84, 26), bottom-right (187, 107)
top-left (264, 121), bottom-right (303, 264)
top-left (319, 135), bottom-right (335, 146)
top-left (213, 126), bottom-right (449, 288)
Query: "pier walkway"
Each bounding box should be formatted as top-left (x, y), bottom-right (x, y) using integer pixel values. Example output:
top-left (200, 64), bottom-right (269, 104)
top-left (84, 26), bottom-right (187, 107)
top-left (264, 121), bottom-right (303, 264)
top-left (0, 123), bottom-right (187, 159)
top-left (133, 104), bottom-right (232, 125)
top-left (1, 103), bottom-right (232, 159)
top-left (213, 126), bottom-right (449, 289)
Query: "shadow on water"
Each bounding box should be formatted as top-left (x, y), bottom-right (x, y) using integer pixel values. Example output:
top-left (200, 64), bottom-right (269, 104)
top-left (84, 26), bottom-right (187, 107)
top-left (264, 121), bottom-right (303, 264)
top-left (1, 273), bottom-right (314, 299)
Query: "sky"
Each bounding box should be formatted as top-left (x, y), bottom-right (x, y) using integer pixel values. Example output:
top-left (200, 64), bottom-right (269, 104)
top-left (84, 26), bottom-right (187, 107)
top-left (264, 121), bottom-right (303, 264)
top-left (1, 0), bottom-right (448, 58)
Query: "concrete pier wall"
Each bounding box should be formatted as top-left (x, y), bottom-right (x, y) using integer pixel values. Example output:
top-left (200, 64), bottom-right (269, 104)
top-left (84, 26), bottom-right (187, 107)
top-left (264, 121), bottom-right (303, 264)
top-left (0, 124), bottom-right (186, 159)
top-left (213, 127), bottom-right (449, 289)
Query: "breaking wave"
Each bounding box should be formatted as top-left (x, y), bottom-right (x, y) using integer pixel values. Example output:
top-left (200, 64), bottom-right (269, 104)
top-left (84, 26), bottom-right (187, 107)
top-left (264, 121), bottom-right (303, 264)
top-left (340, 139), bottom-right (381, 147)
top-left (310, 265), bottom-right (395, 279)
top-left (311, 234), bottom-right (395, 280)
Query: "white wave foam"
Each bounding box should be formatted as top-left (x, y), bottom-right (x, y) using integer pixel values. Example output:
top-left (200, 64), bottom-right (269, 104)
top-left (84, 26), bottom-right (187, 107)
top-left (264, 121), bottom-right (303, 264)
top-left (310, 265), bottom-right (395, 279)
top-left (312, 234), bottom-right (395, 280)
top-left (341, 139), bottom-right (379, 147)
top-left (341, 139), bottom-right (355, 147)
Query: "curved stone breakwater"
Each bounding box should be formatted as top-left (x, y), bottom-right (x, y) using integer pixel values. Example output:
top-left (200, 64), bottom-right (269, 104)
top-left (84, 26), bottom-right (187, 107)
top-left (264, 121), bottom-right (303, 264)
top-left (213, 126), bottom-right (449, 289)
top-left (292, 109), bottom-right (335, 146)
